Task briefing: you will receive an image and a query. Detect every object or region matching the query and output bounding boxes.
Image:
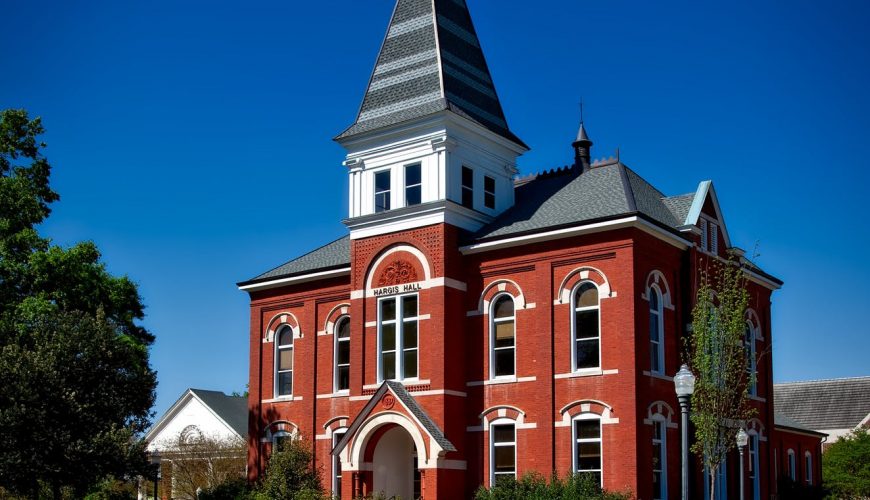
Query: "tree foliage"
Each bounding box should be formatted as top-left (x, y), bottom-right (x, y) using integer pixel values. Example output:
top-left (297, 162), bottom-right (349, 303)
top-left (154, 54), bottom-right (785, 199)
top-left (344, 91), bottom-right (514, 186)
top-left (822, 427), bottom-right (870, 499)
top-left (167, 430), bottom-right (246, 500)
top-left (0, 109), bottom-right (156, 497)
top-left (252, 438), bottom-right (323, 500)
top-left (688, 255), bottom-right (755, 499)
top-left (474, 472), bottom-right (631, 500)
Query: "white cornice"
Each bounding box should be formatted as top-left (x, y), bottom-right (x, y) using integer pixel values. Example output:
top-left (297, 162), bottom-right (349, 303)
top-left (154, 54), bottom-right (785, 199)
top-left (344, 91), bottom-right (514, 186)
top-left (238, 268), bottom-right (351, 293)
top-left (460, 216), bottom-right (692, 255)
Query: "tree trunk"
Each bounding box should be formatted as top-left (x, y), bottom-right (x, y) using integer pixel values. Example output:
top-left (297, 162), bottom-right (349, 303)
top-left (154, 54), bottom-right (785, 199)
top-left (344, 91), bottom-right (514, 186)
top-left (709, 466), bottom-right (717, 500)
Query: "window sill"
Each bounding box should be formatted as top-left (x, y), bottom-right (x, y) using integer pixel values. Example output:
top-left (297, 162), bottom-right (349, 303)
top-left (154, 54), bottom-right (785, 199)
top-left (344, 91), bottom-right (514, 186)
top-left (466, 376), bottom-right (537, 387)
top-left (316, 391), bottom-right (349, 399)
top-left (749, 395), bottom-right (766, 403)
top-left (261, 395), bottom-right (303, 403)
top-left (554, 368), bottom-right (618, 379)
top-left (643, 371), bottom-right (674, 382)
top-left (364, 379), bottom-right (430, 390)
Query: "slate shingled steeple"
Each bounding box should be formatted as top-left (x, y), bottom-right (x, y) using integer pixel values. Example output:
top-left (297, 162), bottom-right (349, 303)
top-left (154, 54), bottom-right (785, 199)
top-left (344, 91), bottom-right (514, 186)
top-left (337, 0), bottom-right (525, 148)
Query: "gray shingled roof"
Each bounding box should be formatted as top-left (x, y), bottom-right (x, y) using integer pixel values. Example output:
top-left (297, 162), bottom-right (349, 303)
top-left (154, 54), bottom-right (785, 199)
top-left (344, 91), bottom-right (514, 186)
top-left (332, 380), bottom-right (456, 456)
top-left (774, 413), bottom-right (826, 436)
top-left (240, 236), bottom-right (350, 285)
top-left (191, 389), bottom-right (248, 437)
top-left (336, 0), bottom-right (524, 147)
top-left (474, 162), bottom-right (689, 240)
top-left (774, 377), bottom-right (870, 431)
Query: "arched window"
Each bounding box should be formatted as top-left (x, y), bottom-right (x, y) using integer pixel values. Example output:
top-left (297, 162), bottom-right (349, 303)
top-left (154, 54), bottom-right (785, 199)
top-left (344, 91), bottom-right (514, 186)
top-left (744, 321), bottom-right (757, 395)
top-left (572, 282), bottom-right (600, 371)
top-left (490, 295), bottom-right (515, 379)
top-left (275, 325), bottom-right (294, 397)
top-left (649, 285), bottom-right (664, 374)
top-left (573, 415), bottom-right (603, 486)
top-left (490, 420), bottom-right (516, 486)
top-left (334, 317), bottom-right (350, 392)
top-left (272, 429), bottom-right (294, 453)
top-left (787, 449), bottom-right (796, 480)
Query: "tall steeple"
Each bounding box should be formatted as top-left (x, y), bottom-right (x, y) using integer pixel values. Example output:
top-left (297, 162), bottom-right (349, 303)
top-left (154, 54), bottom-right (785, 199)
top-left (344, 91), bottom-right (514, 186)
top-left (572, 109), bottom-right (593, 172)
top-left (336, 0), bottom-right (525, 148)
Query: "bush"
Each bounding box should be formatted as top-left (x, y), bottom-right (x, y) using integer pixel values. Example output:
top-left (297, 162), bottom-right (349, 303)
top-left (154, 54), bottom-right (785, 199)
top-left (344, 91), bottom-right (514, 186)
top-left (474, 472), bottom-right (631, 500)
top-left (254, 439), bottom-right (324, 500)
top-left (823, 428), bottom-right (870, 499)
top-left (198, 477), bottom-right (251, 500)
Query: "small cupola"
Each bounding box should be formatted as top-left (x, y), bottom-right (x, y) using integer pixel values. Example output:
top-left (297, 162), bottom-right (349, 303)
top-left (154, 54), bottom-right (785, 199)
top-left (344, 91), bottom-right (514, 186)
top-left (572, 121), bottom-right (593, 173)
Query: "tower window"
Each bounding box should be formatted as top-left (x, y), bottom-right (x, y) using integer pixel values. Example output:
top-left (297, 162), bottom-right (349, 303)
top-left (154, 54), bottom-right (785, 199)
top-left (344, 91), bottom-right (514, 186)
top-left (484, 175), bottom-right (496, 209)
top-left (375, 170), bottom-right (391, 213)
top-left (461, 166), bottom-right (474, 209)
top-left (405, 163), bottom-right (422, 207)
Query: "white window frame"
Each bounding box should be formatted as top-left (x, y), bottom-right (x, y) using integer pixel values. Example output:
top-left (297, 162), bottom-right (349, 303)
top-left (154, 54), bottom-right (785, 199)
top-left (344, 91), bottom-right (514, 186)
top-left (572, 414), bottom-right (603, 487)
top-left (275, 325), bottom-right (294, 398)
top-left (334, 316), bottom-right (351, 393)
top-left (374, 168), bottom-right (391, 213)
top-left (377, 293), bottom-right (419, 382)
top-left (749, 433), bottom-right (760, 500)
top-left (744, 321), bottom-right (757, 396)
top-left (461, 165), bottom-right (474, 209)
top-left (652, 417), bottom-right (668, 500)
top-left (332, 429), bottom-right (346, 496)
top-left (489, 293), bottom-right (516, 380)
top-left (787, 449), bottom-right (796, 480)
top-left (404, 163), bottom-right (422, 207)
top-left (489, 419), bottom-right (516, 486)
top-left (571, 281), bottom-right (601, 372)
top-left (649, 284), bottom-right (665, 374)
top-left (804, 451), bottom-right (812, 485)
top-left (272, 429), bottom-right (295, 453)
top-left (484, 175), bottom-right (496, 209)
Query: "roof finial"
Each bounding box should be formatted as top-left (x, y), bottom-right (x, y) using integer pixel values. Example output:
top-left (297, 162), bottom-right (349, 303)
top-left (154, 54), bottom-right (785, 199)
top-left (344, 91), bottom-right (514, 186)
top-left (573, 99), bottom-right (593, 172)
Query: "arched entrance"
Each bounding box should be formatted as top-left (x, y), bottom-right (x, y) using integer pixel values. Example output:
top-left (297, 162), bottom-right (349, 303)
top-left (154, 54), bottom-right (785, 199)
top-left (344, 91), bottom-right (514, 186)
top-left (371, 425), bottom-right (420, 500)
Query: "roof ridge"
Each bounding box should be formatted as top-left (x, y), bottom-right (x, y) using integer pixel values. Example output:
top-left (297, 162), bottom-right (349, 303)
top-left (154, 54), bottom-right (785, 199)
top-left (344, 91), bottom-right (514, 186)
top-left (617, 163), bottom-right (638, 212)
top-left (775, 376), bottom-right (870, 385)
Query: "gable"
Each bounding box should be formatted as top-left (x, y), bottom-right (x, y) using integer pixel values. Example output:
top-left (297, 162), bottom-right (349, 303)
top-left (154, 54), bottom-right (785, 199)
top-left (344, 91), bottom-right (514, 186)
top-left (145, 390), bottom-right (244, 451)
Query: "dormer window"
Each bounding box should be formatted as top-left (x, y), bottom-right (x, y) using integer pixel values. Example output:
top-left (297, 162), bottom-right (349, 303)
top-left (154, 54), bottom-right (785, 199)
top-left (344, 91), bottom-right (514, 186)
top-left (405, 163), bottom-right (421, 206)
top-left (461, 166), bottom-right (474, 209)
top-left (699, 217), bottom-right (719, 255)
top-left (375, 170), bottom-right (391, 213)
top-left (484, 175), bottom-right (496, 209)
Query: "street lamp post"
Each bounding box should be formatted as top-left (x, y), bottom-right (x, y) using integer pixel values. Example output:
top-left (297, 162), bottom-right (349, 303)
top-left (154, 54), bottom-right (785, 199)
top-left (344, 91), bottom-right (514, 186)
top-left (674, 364), bottom-right (696, 500)
top-left (149, 450), bottom-right (162, 500)
top-left (736, 428), bottom-right (749, 500)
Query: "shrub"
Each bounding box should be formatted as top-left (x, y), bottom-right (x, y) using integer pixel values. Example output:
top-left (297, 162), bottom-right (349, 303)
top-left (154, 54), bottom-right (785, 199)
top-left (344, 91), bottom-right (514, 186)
top-left (254, 439), bottom-right (324, 500)
top-left (474, 472), bottom-right (631, 500)
top-left (823, 428), bottom-right (870, 499)
top-left (198, 477), bottom-right (251, 500)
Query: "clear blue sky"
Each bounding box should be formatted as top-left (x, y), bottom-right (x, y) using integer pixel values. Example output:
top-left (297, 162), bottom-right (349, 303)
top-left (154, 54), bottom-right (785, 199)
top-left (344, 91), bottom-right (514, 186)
top-left (3, 0), bottom-right (869, 422)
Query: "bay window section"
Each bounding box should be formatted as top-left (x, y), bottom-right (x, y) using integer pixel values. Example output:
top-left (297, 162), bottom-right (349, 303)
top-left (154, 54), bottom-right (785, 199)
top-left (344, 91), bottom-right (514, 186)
top-left (490, 295), bottom-right (515, 378)
top-left (334, 317), bottom-right (350, 392)
top-left (572, 282), bottom-right (600, 370)
top-left (378, 294), bottom-right (419, 382)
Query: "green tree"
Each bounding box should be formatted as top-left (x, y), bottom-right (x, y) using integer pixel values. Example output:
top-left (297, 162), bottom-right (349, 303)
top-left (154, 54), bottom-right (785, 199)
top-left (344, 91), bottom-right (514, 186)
top-left (0, 109), bottom-right (156, 498)
top-left (473, 472), bottom-right (631, 500)
top-left (253, 438), bottom-right (323, 500)
top-left (688, 255), bottom-right (755, 500)
top-left (823, 427), bottom-right (870, 499)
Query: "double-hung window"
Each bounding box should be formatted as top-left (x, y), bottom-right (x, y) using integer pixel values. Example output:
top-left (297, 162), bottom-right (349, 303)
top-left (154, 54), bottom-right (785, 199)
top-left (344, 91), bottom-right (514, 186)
top-left (484, 175), bottom-right (496, 209)
top-left (405, 163), bottom-right (421, 206)
top-left (574, 416), bottom-right (602, 486)
top-left (649, 286), bottom-right (664, 374)
top-left (572, 282), bottom-right (600, 370)
top-left (275, 326), bottom-right (294, 397)
top-left (461, 166), bottom-right (474, 209)
top-left (332, 430), bottom-right (345, 497)
top-left (490, 423), bottom-right (516, 485)
top-left (490, 295), bottom-right (515, 378)
top-left (375, 170), bottom-right (391, 213)
top-left (749, 434), bottom-right (760, 500)
top-left (744, 322), bottom-right (757, 395)
top-left (334, 317), bottom-right (350, 392)
top-left (378, 294), bottom-right (419, 381)
top-left (787, 449), bottom-right (796, 480)
top-left (805, 452), bottom-right (813, 485)
top-left (652, 420), bottom-right (667, 499)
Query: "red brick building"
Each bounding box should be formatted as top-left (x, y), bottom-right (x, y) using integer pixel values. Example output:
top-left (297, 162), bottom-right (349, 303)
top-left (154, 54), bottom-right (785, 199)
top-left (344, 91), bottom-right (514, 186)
top-left (238, 1), bottom-right (822, 498)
